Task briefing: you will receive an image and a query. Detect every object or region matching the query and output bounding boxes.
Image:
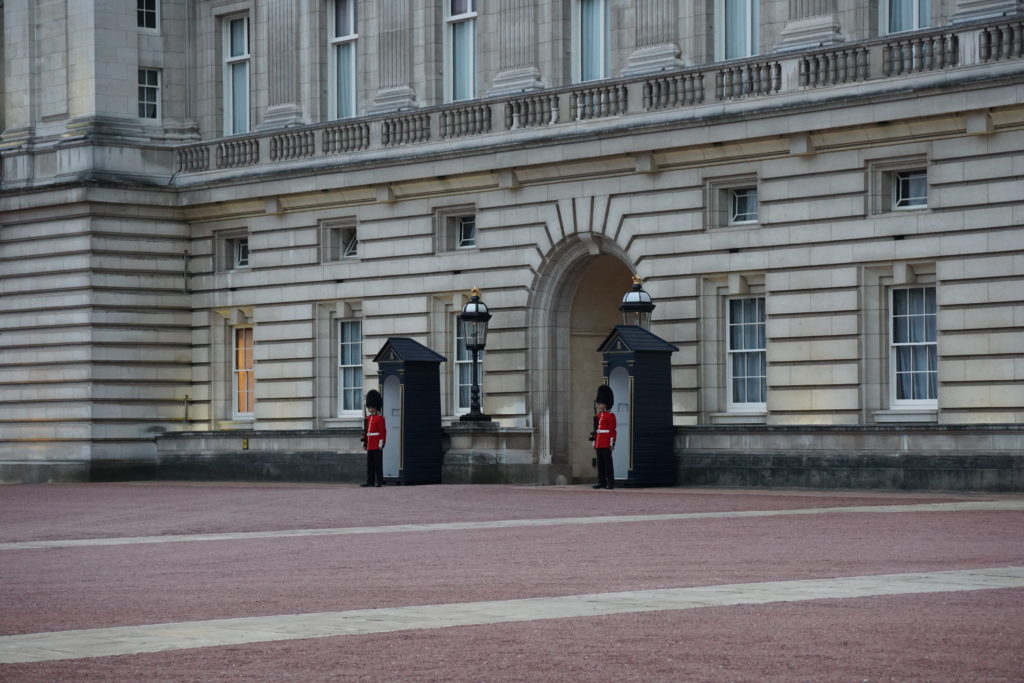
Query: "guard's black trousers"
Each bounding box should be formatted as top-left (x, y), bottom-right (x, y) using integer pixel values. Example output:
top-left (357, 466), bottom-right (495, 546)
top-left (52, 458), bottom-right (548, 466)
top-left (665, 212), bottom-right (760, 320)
top-left (595, 447), bottom-right (614, 489)
top-left (365, 449), bottom-right (383, 486)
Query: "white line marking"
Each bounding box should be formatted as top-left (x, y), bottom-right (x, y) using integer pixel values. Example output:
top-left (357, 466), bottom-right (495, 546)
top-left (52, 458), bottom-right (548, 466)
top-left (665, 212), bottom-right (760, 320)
top-left (2, 500), bottom-right (1022, 551)
top-left (2, 567), bottom-right (1022, 664)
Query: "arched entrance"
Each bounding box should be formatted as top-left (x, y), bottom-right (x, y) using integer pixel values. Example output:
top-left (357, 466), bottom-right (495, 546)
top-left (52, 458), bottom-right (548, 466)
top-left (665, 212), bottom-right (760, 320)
top-left (527, 237), bottom-right (634, 483)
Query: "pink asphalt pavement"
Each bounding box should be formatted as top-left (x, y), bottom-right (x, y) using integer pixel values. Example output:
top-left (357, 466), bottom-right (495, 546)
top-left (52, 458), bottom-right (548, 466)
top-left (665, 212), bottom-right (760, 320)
top-left (2, 483), bottom-right (1022, 681)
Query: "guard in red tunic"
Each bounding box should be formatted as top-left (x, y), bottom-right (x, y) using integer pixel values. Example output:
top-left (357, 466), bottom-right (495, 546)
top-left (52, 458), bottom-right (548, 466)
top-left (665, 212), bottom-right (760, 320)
top-left (360, 389), bottom-right (386, 487)
top-left (592, 384), bottom-right (617, 490)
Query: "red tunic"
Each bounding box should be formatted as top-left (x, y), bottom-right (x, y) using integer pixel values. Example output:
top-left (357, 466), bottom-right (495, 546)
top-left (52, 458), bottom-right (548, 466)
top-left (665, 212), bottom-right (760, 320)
top-left (593, 410), bottom-right (616, 449)
top-left (364, 413), bottom-right (386, 451)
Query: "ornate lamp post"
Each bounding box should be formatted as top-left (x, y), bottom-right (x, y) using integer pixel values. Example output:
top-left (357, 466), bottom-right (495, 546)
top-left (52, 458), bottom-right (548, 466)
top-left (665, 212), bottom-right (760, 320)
top-left (458, 287), bottom-right (492, 421)
top-left (620, 275), bottom-right (655, 329)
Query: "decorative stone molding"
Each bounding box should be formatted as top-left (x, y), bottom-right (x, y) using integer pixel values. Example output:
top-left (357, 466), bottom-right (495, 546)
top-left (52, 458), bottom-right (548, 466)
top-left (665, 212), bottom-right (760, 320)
top-left (623, 0), bottom-right (683, 75)
top-left (775, 0), bottom-right (844, 52)
top-left (258, 0), bottom-right (305, 129)
top-left (952, 0), bottom-right (1022, 23)
top-left (488, 0), bottom-right (544, 95)
top-left (370, 0), bottom-right (418, 112)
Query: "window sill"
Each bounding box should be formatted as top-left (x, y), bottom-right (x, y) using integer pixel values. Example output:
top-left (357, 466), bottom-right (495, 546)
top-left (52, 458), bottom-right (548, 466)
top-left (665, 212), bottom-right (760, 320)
top-left (873, 409), bottom-right (938, 423)
top-left (217, 419), bottom-right (255, 430)
top-left (711, 412), bottom-right (767, 425)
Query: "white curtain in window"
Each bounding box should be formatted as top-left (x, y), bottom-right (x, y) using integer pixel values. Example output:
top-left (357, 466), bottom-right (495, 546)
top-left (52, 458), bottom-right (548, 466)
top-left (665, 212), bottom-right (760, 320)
top-left (335, 43), bottom-right (355, 118)
top-left (230, 62), bottom-right (248, 134)
top-left (339, 321), bottom-right (363, 412)
top-left (580, 0), bottom-right (605, 81)
top-left (724, 0), bottom-right (757, 59)
top-left (892, 287), bottom-right (937, 401)
top-left (452, 19), bottom-right (475, 100)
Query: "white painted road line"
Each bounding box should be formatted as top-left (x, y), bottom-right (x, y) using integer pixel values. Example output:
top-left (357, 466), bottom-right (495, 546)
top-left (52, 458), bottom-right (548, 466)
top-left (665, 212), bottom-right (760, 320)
top-left (2, 567), bottom-right (1022, 664)
top-left (2, 499), bottom-right (1022, 551)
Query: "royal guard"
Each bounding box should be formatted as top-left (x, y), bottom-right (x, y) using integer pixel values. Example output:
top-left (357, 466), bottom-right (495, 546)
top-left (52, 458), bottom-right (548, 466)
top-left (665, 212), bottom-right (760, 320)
top-left (360, 389), bottom-right (386, 487)
top-left (592, 384), bottom-right (617, 490)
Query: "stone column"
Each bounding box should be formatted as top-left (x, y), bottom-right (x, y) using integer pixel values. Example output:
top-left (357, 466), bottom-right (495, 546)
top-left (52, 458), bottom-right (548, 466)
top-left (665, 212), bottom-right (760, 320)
top-left (370, 0), bottom-right (417, 113)
top-left (258, 0), bottom-right (305, 129)
top-left (623, 0), bottom-right (683, 75)
top-left (775, 0), bottom-right (844, 52)
top-left (488, 0), bottom-right (544, 96)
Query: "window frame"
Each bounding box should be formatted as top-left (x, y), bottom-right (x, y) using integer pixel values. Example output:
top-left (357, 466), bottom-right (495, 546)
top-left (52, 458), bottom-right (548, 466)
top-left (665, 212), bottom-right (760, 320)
top-left (889, 286), bottom-right (938, 408)
top-left (223, 15), bottom-right (251, 136)
top-left (892, 169), bottom-right (928, 210)
top-left (138, 68), bottom-right (161, 120)
top-left (137, 0), bottom-right (159, 31)
top-left (435, 205), bottom-right (478, 252)
top-left (322, 219), bottom-right (359, 262)
top-left (715, 0), bottom-right (760, 61)
top-left (337, 319), bottom-right (364, 416)
top-left (729, 187), bottom-right (759, 224)
top-left (328, 0), bottom-right (358, 119)
top-left (726, 296), bottom-right (767, 412)
top-left (445, 0), bottom-right (477, 102)
top-left (232, 325), bottom-right (255, 419)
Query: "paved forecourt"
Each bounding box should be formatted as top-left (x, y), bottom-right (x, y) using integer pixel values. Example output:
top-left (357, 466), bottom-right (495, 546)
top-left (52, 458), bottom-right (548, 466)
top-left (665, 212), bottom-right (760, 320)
top-left (1, 484), bottom-right (1023, 680)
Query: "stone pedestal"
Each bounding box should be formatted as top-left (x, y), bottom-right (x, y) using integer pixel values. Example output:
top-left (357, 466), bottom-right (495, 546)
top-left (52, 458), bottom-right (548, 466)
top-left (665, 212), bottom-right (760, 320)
top-left (257, 0), bottom-right (305, 129)
top-left (775, 0), bottom-right (844, 52)
top-left (952, 0), bottom-right (1022, 22)
top-left (370, 0), bottom-right (418, 113)
top-left (623, 0), bottom-right (683, 75)
top-left (488, 0), bottom-right (544, 95)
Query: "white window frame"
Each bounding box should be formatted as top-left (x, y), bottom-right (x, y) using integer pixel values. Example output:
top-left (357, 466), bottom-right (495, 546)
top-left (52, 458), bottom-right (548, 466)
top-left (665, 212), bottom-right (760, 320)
top-left (223, 15), bottom-right (251, 136)
top-left (229, 236), bottom-right (249, 269)
top-left (337, 320), bottom-right (363, 416)
top-left (454, 313), bottom-right (482, 415)
top-left (328, 0), bottom-right (358, 119)
top-left (729, 187), bottom-right (759, 224)
top-left (232, 326), bottom-right (255, 419)
top-left (715, 0), bottom-right (759, 61)
top-left (444, 0), bottom-right (477, 102)
top-left (138, 69), bottom-right (160, 120)
top-left (889, 286), bottom-right (938, 408)
top-left (455, 216), bottom-right (476, 249)
top-left (573, 0), bottom-right (609, 82)
top-left (137, 0), bottom-right (159, 31)
top-left (892, 170), bottom-right (928, 210)
top-left (726, 296), bottom-right (767, 411)
top-left (880, 0), bottom-right (932, 34)
top-left (435, 205), bottom-right (478, 252)
top-left (322, 220), bottom-right (358, 262)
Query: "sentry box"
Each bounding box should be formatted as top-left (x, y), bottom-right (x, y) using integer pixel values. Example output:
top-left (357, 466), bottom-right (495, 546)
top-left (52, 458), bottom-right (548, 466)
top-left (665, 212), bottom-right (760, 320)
top-left (373, 338), bottom-right (447, 485)
top-left (597, 325), bottom-right (679, 487)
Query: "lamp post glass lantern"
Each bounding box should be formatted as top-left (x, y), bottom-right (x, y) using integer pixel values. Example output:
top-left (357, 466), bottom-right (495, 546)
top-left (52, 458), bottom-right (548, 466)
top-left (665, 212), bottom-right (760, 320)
top-left (459, 288), bottom-right (492, 421)
top-left (620, 275), bottom-right (655, 329)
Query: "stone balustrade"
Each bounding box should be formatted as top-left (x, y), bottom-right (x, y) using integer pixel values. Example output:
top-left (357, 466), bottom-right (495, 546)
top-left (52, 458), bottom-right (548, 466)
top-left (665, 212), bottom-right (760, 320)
top-left (175, 21), bottom-right (1020, 175)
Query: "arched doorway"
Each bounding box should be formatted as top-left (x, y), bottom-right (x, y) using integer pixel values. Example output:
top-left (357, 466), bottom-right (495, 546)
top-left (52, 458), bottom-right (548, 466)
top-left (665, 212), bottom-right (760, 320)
top-left (528, 237), bottom-right (634, 483)
top-left (568, 255), bottom-right (634, 480)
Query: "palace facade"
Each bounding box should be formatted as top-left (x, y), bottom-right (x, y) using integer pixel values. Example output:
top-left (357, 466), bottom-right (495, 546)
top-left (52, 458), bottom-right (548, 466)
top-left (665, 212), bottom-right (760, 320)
top-left (1, 0), bottom-right (1023, 486)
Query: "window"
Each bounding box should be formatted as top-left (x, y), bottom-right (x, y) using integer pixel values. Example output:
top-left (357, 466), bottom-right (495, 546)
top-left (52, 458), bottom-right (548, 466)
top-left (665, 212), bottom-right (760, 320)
top-left (323, 221), bottom-right (358, 261)
top-left (455, 314), bottom-right (482, 413)
top-left (707, 175), bottom-right (759, 228)
top-left (727, 297), bottom-right (766, 409)
top-left (337, 321), bottom-right (363, 414)
top-left (890, 287), bottom-right (937, 405)
top-left (329, 0), bottom-right (358, 119)
top-left (436, 206), bottom-right (478, 252)
top-left (578, 0), bottom-right (609, 82)
top-left (717, 0), bottom-right (759, 60)
top-left (883, 0), bottom-right (931, 33)
top-left (730, 188), bottom-right (759, 224)
top-left (893, 170), bottom-right (928, 209)
top-left (233, 327), bottom-right (255, 418)
top-left (446, 0), bottom-right (477, 101)
top-left (224, 16), bottom-right (250, 135)
top-left (137, 0), bottom-right (158, 29)
top-left (138, 69), bottom-right (160, 119)
top-left (229, 236), bottom-right (249, 269)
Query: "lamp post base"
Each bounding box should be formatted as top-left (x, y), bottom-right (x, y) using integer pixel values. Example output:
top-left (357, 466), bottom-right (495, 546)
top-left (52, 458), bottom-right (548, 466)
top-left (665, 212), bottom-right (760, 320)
top-left (459, 412), bottom-right (493, 422)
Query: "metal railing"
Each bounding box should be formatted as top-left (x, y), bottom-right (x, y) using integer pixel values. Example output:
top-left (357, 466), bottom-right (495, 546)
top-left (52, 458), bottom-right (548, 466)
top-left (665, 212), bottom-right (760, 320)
top-left (175, 20), bottom-right (1020, 175)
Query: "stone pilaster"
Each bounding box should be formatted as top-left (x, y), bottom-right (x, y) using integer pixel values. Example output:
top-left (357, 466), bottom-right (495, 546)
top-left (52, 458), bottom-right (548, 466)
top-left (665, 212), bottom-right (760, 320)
top-left (258, 0), bottom-right (305, 129)
top-left (370, 0), bottom-right (417, 113)
top-left (623, 0), bottom-right (682, 76)
top-left (774, 0), bottom-right (844, 52)
top-left (488, 0), bottom-right (544, 96)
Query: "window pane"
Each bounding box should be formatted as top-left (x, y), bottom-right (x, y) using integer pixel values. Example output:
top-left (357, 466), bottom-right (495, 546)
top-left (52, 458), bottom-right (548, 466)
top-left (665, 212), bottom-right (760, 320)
top-left (230, 19), bottom-right (247, 57)
top-left (335, 0), bottom-right (354, 37)
top-left (889, 0), bottom-right (914, 31)
top-left (452, 19), bottom-right (474, 100)
top-left (725, 0), bottom-right (751, 59)
top-left (335, 43), bottom-right (355, 118)
top-left (451, 0), bottom-right (470, 14)
top-left (231, 62), bottom-right (248, 133)
top-left (581, 0), bottom-right (604, 81)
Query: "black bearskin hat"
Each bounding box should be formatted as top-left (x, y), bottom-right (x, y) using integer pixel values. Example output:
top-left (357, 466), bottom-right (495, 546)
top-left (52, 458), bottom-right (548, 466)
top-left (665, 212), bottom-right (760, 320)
top-left (365, 389), bottom-right (383, 410)
top-left (595, 384), bottom-right (614, 408)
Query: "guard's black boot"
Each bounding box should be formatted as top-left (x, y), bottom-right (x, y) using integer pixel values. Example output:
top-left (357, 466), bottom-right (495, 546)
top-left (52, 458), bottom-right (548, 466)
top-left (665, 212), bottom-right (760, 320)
top-left (592, 483), bottom-right (603, 489)
top-left (360, 482), bottom-right (372, 487)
